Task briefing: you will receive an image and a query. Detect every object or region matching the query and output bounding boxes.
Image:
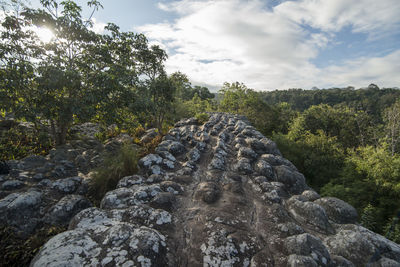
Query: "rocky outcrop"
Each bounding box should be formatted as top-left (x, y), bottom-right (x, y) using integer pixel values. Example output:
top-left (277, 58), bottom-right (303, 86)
top-left (31, 113), bottom-right (400, 266)
top-left (0, 132), bottom-right (131, 238)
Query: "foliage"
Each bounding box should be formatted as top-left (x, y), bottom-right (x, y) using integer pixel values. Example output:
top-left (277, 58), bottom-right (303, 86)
top-left (261, 86), bottom-right (400, 115)
top-left (360, 204), bottom-right (380, 232)
top-left (384, 100), bottom-right (400, 155)
top-left (288, 104), bottom-right (377, 149)
top-left (267, 93), bottom-right (400, 241)
top-left (195, 113), bottom-right (210, 124)
top-left (0, 125), bottom-right (52, 161)
top-left (273, 130), bottom-right (345, 191)
top-left (139, 134), bottom-right (163, 158)
top-left (88, 143), bottom-right (139, 205)
top-left (384, 217), bottom-right (400, 244)
top-left (171, 72), bottom-right (214, 101)
top-left (0, 0), bottom-right (169, 145)
top-left (218, 82), bottom-right (280, 136)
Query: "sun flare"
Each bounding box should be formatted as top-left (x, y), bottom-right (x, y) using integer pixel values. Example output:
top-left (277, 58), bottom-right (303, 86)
top-left (35, 27), bottom-right (54, 43)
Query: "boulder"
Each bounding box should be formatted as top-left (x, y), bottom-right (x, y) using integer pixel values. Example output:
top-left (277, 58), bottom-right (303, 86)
top-left (314, 197), bottom-right (358, 224)
top-left (45, 194), bottom-right (92, 225)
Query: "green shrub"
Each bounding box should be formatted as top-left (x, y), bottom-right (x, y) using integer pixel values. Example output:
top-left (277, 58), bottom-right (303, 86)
top-left (88, 143), bottom-right (139, 205)
top-left (195, 113), bottom-right (210, 124)
top-left (0, 126), bottom-right (52, 161)
top-left (384, 217), bottom-right (400, 244)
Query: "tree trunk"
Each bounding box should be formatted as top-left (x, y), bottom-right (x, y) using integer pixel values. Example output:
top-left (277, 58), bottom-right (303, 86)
top-left (52, 120), bottom-right (70, 147)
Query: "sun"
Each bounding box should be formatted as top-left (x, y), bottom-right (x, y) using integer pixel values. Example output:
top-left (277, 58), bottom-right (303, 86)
top-left (34, 27), bottom-right (54, 43)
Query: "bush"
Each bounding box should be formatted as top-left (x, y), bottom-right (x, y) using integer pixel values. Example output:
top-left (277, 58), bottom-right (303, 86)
top-left (0, 126), bottom-right (52, 161)
top-left (384, 216), bottom-right (400, 244)
top-left (139, 135), bottom-right (163, 158)
top-left (88, 143), bottom-right (139, 205)
top-left (195, 113), bottom-right (210, 124)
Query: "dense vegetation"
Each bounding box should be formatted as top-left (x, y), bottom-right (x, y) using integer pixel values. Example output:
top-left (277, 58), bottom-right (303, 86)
top-left (217, 82), bottom-right (400, 243)
top-left (1, 0), bottom-right (399, 245)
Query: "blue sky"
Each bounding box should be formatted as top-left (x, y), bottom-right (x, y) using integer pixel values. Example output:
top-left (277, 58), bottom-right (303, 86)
top-left (30, 0), bottom-right (400, 91)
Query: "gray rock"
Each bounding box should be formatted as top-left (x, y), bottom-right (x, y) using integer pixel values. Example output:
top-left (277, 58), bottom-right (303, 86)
top-left (254, 176), bottom-right (268, 184)
top-left (287, 254), bottom-right (318, 267)
top-left (32, 173), bottom-right (45, 181)
top-left (19, 155), bottom-right (47, 170)
top-left (187, 148), bottom-right (201, 162)
top-left (157, 151), bottom-right (176, 162)
top-left (285, 233), bottom-right (330, 266)
top-left (0, 190), bottom-right (42, 235)
top-left (138, 154), bottom-right (162, 169)
top-left (150, 192), bottom-right (176, 211)
top-left (324, 224), bottom-right (400, 265)
top-left (314, 197), bottom-right (358, 224)
top-left (45, 194), bottom-right (92, 225)
top-left (38, 179), bottom-right (52, 187)
top-left (254, 159), bottom-right (275, 179)
top-left (117, 175), bottom-right (145, 188)
top-left (301, 190), bottom-right (320, 201)
top-left (175, 117), bottom-right (198, 127)
top-left (196, 182), bottom-right (221, 204)
top-left (235, 158), bottom-right (253, 174)
top-left (275, 165), bottom-right (306, 194)
top-left (168, 141), bottom-right (186, 156)
top-left (278, 222), bottom-right (305, 237)
top-left (101, 185), bottom-right (162, 209)
top-left (287, 196), bottom-right (334, 234)
top-left (140, 128), bottom-right (158, 143)
top-left (330, 255), bottom-right (355, 267)
top-left (29, 113), bottom-right (400, 267)
top-left (52, 176), bottom-right (82, 194)
top-left (149, 164), bottom-right (163, 175)
top-left (237, 147), bottom-right (258, 160)
top-left (1, 179), bottom-right (24, 190)
top-left (156, 140), bottom-right (185, 156)
top-left (261, 153), bottom-right (297, 170)
top-left (208, 153), bottom-right (226, 171)
top-left (70, 122), bottom-right (101, 138)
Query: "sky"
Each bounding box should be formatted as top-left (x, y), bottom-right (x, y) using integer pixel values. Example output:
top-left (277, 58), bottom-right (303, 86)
top-left (29, 0), bottom-right (400, 91)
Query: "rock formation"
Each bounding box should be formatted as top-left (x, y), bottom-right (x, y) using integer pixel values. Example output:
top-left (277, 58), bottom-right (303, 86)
top-left (27, 113), bottom-right (400, 266)
top-left (0, 127), bottom-right (132, 239)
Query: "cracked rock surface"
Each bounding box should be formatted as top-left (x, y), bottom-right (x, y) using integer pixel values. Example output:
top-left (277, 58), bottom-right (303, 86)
top-left (32, 113), bottom-right (400, 266)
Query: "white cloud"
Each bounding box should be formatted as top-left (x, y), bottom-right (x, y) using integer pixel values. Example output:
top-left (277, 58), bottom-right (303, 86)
top-left (90, 18), bottom-right (106, 34)
top-left (276, 0), bottom-right (400, 38)
top-left (137, 0), bottom-right (400, 90)
top-left (319, 50), bottom-right (400, 88)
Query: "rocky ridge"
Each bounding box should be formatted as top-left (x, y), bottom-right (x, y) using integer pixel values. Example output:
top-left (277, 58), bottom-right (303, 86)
top-left (31, 113), bottom-right (400, 266)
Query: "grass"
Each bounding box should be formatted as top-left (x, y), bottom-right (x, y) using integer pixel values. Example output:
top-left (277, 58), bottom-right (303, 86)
top-left (88, 143), bottom-right (140, 205)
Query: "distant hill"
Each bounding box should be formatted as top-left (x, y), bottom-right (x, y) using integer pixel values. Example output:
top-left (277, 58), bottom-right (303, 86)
top-left (260, 85), bottom-right (400, 115)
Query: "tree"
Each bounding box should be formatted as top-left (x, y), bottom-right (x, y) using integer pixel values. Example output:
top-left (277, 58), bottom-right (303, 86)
top-left (384, 100), bottom-right (400, 155)
top-left (170, 71), bottom-right (193, 101)
top-left (219, 82), bottom-right (279, 136)
top-left (148, 74), bottom-right (175, 132)
top-left (1, 0), bottom-right (167, 145)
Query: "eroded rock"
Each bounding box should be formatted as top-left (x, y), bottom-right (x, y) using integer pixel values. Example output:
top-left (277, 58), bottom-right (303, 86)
top-left (31, 113), bottom-right (400, 266)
